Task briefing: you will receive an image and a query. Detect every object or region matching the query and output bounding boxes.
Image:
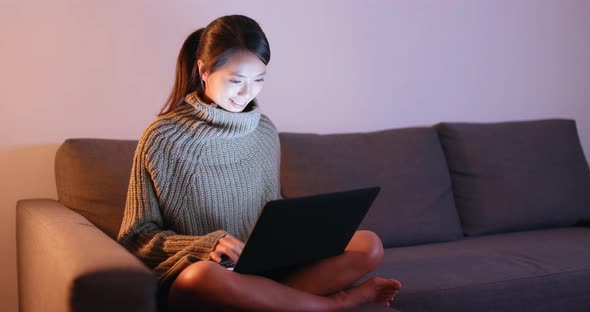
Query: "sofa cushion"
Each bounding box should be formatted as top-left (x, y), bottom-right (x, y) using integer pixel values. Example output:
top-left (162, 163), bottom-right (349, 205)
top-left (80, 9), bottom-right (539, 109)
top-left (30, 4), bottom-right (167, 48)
top-left (359, 227), bottom-right (590, 312)
top-left (55, 138), bottom-right (138, 239)
top-left (279, 127), bottom-right (463, 248)
top-left (436, 119), bottom-right (590, 236)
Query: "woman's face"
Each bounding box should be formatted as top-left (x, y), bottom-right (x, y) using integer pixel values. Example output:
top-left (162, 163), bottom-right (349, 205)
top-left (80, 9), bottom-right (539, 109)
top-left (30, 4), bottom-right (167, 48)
top-left (198, 50), bottom-right (267, 113)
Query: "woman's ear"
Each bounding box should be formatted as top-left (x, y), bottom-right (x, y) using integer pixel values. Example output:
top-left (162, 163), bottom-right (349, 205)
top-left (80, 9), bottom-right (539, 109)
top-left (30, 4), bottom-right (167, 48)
top-left (197, 59), bottom-right (207, 81)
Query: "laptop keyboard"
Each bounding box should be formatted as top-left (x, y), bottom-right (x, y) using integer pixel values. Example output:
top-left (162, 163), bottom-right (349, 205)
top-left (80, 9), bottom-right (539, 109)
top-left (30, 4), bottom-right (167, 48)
top-left (219, 255), bottom-right (236, 270)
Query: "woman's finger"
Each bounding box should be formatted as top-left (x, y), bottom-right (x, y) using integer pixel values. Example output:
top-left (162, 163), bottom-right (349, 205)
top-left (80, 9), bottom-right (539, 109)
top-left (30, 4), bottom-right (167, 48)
top-left (218, 236), bottom-right (244, 257)
top-left (223, 235), bottom-right (246, 250)
top-left (209, 250), bottom-right (223, 263)
top-left (215, 244), bottom-right (240, 263)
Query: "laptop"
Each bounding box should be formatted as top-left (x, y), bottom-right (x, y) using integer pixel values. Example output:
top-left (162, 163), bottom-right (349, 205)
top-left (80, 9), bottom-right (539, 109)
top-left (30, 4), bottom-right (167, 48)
top-left (219, 186), bottom-right (381, 281)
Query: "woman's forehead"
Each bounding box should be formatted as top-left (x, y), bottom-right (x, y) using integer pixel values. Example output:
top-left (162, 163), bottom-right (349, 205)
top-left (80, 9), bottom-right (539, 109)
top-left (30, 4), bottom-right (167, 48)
top-left (218, 51), bottom-right (266, 76)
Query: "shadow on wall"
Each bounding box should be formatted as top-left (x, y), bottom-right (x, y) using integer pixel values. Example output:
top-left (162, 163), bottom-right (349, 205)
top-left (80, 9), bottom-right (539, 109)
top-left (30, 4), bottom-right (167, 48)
top-left (0, 143), bottom-right (60, 241)
top-left (0, 143), bottom-right (60, 201)
top-left (0, 143), bottom-right (60, 312)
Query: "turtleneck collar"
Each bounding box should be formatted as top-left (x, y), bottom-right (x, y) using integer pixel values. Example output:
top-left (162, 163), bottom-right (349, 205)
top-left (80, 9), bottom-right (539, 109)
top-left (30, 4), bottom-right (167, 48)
top-left (183, 91), bottom-right (261, 139)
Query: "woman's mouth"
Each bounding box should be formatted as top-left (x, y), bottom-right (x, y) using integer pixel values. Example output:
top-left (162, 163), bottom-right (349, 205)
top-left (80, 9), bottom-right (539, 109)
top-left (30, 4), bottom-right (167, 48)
top-left (230, 99), bottom-right (247, 108)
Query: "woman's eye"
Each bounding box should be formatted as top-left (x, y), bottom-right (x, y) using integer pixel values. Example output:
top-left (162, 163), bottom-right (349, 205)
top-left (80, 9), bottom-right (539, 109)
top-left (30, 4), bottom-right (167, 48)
top-left (230, 79), bottom-right (263, 84)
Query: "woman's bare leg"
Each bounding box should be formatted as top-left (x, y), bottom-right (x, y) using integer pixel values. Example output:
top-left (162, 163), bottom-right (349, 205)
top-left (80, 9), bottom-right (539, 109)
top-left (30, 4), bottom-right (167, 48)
top-left (167, 260), bottom-right (399, 312)
top-left (281, 230), bottom-right (401, 296)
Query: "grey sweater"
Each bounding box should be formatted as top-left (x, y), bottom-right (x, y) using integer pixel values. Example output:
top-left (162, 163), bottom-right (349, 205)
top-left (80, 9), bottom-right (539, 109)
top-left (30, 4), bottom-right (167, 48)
top-left (117, 91), bottom-right (282, 291)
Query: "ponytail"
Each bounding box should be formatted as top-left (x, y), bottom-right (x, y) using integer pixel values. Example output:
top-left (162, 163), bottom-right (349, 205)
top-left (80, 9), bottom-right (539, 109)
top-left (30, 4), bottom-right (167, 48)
top-left (158, 28), bottom-right (205, 116)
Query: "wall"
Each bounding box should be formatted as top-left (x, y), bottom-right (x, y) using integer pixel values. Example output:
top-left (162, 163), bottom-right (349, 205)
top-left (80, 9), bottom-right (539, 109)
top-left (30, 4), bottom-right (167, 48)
top-left (1, 0), bottom-right (589, 311)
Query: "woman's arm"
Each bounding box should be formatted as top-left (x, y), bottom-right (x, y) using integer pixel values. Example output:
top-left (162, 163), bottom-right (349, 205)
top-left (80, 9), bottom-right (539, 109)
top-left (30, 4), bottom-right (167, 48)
top-left (116, 134), bottom-right (228, 270)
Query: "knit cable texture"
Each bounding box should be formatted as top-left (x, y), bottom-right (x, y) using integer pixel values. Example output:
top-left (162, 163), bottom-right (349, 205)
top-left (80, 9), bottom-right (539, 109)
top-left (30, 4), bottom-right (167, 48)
top-left (117, 92), bottom-right (282, 290)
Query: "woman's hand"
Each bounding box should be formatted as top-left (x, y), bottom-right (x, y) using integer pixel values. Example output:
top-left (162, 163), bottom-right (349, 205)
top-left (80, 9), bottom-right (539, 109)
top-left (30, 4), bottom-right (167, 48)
top-left (210, 233), bottom-right (245, 263)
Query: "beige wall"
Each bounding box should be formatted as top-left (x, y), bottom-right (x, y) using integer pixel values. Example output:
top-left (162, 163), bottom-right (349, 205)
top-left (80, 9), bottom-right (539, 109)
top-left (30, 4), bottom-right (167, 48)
top-left (2, 1), bottom-right (589, 311)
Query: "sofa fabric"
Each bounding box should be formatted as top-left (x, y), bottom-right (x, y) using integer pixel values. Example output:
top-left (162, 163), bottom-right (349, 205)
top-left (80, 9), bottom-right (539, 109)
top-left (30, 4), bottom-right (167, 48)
top-left (436, 119), bottom-right (590, 236)
top-left (359, 227), bottom-right (590, 312)
top-left (55, 138), bottom-right (138, 239)
top-left (17, 118), bottom-right (589, 312)
top-left (279, 127), bottom-right (463, 247)
top-left (16, 199), bottom-right (157, 312)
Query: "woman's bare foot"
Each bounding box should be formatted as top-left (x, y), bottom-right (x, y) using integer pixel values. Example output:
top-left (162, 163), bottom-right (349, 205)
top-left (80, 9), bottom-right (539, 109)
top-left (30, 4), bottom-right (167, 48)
top-left (328, 277), bottom-right (402, 309)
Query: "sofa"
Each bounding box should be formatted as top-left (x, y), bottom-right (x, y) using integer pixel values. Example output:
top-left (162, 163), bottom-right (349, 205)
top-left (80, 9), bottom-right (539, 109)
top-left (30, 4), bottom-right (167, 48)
top-left (16, 118), bottom-right (590, 312)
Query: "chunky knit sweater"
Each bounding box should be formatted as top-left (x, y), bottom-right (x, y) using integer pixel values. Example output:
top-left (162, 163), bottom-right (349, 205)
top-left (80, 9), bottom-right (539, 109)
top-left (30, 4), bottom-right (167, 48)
top-left (117, 91), bottom-right (282, 292)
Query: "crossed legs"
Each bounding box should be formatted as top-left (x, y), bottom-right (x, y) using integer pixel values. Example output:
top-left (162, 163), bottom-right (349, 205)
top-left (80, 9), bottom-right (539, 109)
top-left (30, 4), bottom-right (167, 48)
top-left (167, 230), bottom-right (401, 312)
top-left (281, 230), bottom-right (387, 295)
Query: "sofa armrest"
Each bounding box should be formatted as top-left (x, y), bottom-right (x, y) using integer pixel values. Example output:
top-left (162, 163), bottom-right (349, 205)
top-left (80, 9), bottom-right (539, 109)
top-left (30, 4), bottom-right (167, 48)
top-left (16, 199), bottom-right (157, 312)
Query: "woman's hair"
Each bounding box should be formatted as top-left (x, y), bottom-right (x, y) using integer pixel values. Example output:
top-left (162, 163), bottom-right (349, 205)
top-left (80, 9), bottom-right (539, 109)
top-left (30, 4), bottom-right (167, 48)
top-left (158, 14), bottom-right (271, 116)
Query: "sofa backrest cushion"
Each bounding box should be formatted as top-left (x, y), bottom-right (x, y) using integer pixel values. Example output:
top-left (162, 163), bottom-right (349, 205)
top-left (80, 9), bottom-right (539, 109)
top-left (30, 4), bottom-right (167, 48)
top-left (436, 119), bottom-right (590, 236)
top-left (55, 138), bottom-right (137, 240)
top-left (279, 127), bottom-right (464, 248)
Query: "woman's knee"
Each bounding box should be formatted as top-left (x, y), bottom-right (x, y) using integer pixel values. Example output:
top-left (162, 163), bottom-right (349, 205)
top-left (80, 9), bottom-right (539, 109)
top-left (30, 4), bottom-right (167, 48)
top-left (347, 230), bottom-right (384, 271)
top-left (168, 261), bottom-right (223, 309)
top-left (175, 260), bottom-right (221, 288)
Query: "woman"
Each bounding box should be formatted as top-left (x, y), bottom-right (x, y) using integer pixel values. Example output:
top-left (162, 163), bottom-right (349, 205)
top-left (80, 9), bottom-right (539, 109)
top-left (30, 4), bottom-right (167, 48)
top-left (117, 14), bottom-right (402, 312)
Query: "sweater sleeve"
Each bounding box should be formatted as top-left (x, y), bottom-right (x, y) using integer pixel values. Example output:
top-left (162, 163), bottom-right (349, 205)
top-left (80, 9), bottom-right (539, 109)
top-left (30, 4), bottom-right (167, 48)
top-left (116, 131), bottom-right (228, 271)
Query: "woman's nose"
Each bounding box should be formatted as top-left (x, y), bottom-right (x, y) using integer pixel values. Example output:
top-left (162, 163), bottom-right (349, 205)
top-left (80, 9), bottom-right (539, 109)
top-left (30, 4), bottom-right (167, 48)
top-left (238, 82), bottom-right (251, 97)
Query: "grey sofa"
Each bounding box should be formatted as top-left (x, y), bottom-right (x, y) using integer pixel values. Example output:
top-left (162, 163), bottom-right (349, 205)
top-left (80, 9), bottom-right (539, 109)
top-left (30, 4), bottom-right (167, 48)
top-left (17, 118), bottom-right (590, 312)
